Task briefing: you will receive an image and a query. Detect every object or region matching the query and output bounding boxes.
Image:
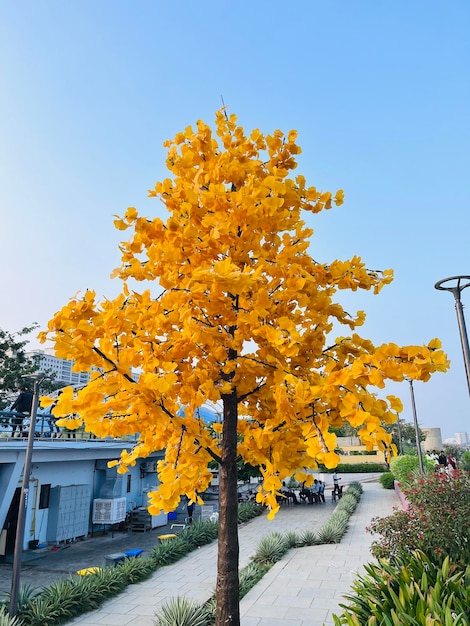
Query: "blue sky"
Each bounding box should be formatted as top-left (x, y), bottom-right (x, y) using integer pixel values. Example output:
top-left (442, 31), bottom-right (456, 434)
top-left (1, 1), bottom-right (469, 439)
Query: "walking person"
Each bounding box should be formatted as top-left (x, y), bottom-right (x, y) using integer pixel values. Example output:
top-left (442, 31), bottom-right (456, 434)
top-left (185, 495), bottom-right (195, 524)
top-left (333, 471), bottom-right (341, 494)
top-left (9, 387), bottom-right (33, 436)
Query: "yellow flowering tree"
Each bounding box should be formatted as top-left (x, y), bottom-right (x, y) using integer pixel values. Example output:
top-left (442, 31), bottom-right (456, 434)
top-left (41, 111), bottom-right (449, 626)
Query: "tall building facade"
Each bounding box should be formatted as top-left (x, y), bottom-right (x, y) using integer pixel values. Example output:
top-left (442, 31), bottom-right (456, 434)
top-left (455, 432), bottom-right (470, 445)
top-left (26, 350), bottom-right (91, 386)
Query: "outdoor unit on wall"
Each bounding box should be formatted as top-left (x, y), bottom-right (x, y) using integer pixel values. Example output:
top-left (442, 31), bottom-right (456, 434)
top-left (92, 497), bottom-right (127, 524)
top-left (140, 460), bottom-right (157, 474)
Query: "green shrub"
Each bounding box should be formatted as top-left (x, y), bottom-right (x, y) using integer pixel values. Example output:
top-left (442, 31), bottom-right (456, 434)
top-left (332, 551), bottom-right (470, 625)
top-left (461, 450), bottom-right (470, 471)
top-left (323, 463), bottom-right (387, 473)
top-left (369, 470), bottom-right (470, 565)
top-left (379, 472), bottom-right (395, 489)
top-left (389, 454), bottom-right (433, 486)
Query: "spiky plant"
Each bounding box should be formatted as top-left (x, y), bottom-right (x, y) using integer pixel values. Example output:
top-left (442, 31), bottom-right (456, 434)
top-left (329, 509), bottom-right (350, 525)
top-left (182, 521), bottom-right (218, 549)
top-left (336, 494), bottom-right (357, 515)
top-left (239, 562), bottom-right (270, 599)
top-left (238, 502), bottom-right (262, 523)
top-left (150, 538), bottom-right (189, 567)
top-left (155, 596), bottom-right (211, 626)
top-left (251, 532), bottom-right (289, 566)
top-left (316, 518), bottom-right (348, 544)
top-left (0, 605), bottom-right (23, 626)
top-left (298, 529), bottom-right (318, 546)
top-left (1, 583), bottom-right (38, 613)
top-left (285, 531), bottom-right (300, 548)
top-left (117, 556), bottom-right (154, 584)
top-left (332, 551), bottom-right (470, 625)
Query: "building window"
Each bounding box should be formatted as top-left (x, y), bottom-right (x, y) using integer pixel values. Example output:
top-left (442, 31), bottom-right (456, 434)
top-left (39, 484), bottom-right (51, 509)
top-left (126, 475), bottom-right (132, 493)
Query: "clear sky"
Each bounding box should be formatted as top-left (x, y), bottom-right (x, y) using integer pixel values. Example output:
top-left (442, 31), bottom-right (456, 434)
top-left (1, 1), bottom-right (469, 440)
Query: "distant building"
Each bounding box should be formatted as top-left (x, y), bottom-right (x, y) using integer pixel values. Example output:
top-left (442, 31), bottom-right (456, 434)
top-left (455, 432), bottom-right (470, 445)
top-left (26, 350), bottom-right (91, 386)
top-left (26, 349), bottom-right (140, 387)
top-left (421, 428), bottom-right (442, 452)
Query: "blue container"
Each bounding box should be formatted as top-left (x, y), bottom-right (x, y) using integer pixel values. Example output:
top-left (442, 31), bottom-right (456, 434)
top-left (125, 549), bottom-right (143, 558)
top-left (167, 511), bottom-right (177, 521)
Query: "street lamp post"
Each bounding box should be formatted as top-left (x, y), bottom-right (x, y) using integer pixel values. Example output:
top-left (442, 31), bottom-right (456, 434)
top-left (435, 275), bottom-right (470, 396)
top-left (9, 375), bottom-right (46, 618)
top-left (407, 378), bottom-right (425, 475)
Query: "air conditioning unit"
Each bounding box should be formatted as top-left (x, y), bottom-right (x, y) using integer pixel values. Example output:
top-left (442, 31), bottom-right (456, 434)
top-left (92, 497), bottom-right (127, 524)
top-left (141, 461), bottom-right (157, 473)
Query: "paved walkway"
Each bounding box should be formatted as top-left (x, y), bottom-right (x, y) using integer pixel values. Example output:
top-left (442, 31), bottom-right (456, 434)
top-left (62, 481), bottom-right (398, 626)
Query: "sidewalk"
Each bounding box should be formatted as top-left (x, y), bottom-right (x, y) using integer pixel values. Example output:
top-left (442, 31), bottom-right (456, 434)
top-left (61, 481), bottom-right (398, 626)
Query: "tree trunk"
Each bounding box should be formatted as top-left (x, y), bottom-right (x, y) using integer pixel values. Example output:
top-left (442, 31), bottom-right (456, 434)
top-left (216, 390), bottom-right (240, 626)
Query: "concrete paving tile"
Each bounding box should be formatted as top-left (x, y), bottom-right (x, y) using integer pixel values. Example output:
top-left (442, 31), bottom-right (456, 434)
top-left (93, 613), bottom-right (137, 625)
top-left (243, 603), bottom-right (290, 619)
top-left (273, 594), bottom-right (313, 608)
top-left (240, 618), bottom-right (261, 626)
top-left (255, 617), bottom-right (302, 626)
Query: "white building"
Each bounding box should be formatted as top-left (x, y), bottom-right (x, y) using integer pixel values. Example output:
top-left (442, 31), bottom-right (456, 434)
top-left (26, 350), bottom-right (91, 386)
top-left (455, 432), bottom-right (470, 445)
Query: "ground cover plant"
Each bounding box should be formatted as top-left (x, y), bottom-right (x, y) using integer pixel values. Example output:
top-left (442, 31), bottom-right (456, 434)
top-left (388, 454), bottom-right (433, 487)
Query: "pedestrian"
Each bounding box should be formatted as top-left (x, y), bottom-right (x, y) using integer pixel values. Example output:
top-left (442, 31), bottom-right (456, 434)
top-left (9, 387), bottom-right (33, 436)
top-left (333, 471), bottom-right (341, 496)
top-left (185, 495), bottom-right (195, 524)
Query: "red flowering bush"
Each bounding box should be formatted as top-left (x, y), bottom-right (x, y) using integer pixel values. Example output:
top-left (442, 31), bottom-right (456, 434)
top-left (368, 470), bottom-right (470, 565)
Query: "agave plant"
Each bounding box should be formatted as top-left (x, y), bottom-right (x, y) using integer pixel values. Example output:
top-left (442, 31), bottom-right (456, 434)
top-left (251, 532), bottom-right (289, 566)
top-left (336, 494), bottom-right (358, 515)
top-left (155, 596), bottom-right (211, 626)
top-left (285, 531), bottom-right (300, 548)
top-left (298, 529), bottom-right (318, 547)
top-left (316, 518), bottom-right (348, 544)
top-left (329, 509), bottom-right (350, 525)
